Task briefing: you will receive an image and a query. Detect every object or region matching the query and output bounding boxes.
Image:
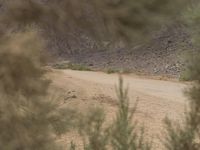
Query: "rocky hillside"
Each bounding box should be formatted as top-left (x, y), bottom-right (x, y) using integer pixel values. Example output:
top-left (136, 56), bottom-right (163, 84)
top-left (0, 1), bottom-right (194, 78)
top-left (55, 24), bottom-right (194, 78)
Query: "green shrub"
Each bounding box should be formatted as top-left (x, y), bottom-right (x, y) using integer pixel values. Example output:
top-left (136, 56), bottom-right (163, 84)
top-left (164, 3), bottom-right (200, 148)
top-left (53, 61), bottom-right (69, 69)
top-left (53, 62), bottom-right (91, 71)
top-left (110, 77), bottom-right (151, 150)
top-left (0, 31), bottom-right (77, 150)
top-left (106, 68), bottom-right (120, 74)
top-left (106, 68), bottom-right (132, 74)
top-left (78, 107), bottom-right (109, 150)
top-left (164, 54), bottom-right (200, 150)
top-left (68, 63), bottom-right (91, 71)
top-left (76, 77), bottom-right (151, 150)
top-left (121, 68), bottom-right (132, 74)
top-left (179, 70), bottom-right (191, 81)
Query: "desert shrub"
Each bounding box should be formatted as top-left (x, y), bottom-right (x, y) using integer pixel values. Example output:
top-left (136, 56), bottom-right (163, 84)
top-left (0, 31), bottom-right (77, 150)
top-left (106, 68), bottom-right (120, 74)
top-left (67, 63), bottom-right (91, 71)
top-left (53, 62), bottom-right (91, 71)
top-left (179, 70), bottom-right (191, 81)
top-left (121, 68), bottom-right (132, 74)
top-left (75, 77), bottom-right (151, 150)
top-left (68, 141), bottom-right (76, 150)
top-left (52, 61), bottom-right (70, 69)
top-left (110, 77), bottom-right (151, 150)
top-left (78, 107), bottom-right (109, 150)
top-left (164, 54), bottom-right (200, 150)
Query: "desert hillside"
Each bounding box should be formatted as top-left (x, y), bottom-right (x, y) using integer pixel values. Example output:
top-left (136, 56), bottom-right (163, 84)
top-left (48, 24), bottom-right (194, 78)
top-left (67, 25), bottom-right (193, 77)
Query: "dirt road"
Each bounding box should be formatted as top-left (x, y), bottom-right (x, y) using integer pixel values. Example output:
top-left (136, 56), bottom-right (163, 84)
top-left (63, 70), bottom-right (187, 102)
top-left (51, 70), bottom-right (188, 149)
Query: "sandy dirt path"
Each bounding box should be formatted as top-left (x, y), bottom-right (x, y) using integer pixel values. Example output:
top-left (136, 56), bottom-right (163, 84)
top-left (51, 70), bottom-right (189, 149)
top-left (63, 70), bottom-right (187, 103)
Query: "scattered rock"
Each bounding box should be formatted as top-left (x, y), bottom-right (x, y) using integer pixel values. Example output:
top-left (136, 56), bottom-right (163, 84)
top-left (89, 63), bottom-right (93, 66)
top-left (71, 95), bottom-right (77, 99)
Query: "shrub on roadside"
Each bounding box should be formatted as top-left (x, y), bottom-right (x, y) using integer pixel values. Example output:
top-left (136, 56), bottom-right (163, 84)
top-left (53, 62), bottom-right (91, 71)
top-left (75, 77), bottom-right (151, 150)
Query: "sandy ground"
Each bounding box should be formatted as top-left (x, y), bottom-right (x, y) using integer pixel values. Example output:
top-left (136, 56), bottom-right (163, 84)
top-left (49, 69), bottom-right (189, 149)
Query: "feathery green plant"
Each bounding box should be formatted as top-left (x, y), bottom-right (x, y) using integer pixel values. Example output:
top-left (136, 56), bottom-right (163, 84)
top-left (78, 107), bottom-right (109, 150)
top-left (76, 77), bottom-right (151, 150)
top-left (111, 77), bottom-right (151, 150)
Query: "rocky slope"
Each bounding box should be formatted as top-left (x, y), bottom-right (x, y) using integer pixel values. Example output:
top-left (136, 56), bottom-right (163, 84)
top-left (62, 24), bottom-right (194, 78)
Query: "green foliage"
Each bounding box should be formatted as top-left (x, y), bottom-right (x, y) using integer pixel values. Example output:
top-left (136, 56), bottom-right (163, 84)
top-left (184, 1), bottom-right (200, 47)
top-left (179, 53), bottom-right (200, 81)
top-left (179, 50), bottom-right (199, 82)
top-left (164, 117), bottom-right (199, 150)
top-left (184, 55), bottom-right (200, 82)
top-left (67, 63), bottom-right (91, 71)
top-left (52, 61), bottom-right (70, 69)
top-left (0, 31), bottom-right (77, 150)
top-left (121, 68), bottom-right (132, 74)
top-left (164, 78), bottom-right (200, 149)
top-left (179, 70), bottom-right (191, 81)
top-left (68, 141), bottom-right (76, 150)
top-left (78, 107), bottom-right (109, 150)
top-left (181, 3), bottom-right (200, 76)
top-left (164, 2), bottom-right (200, 149)
top-left (53, 62), bottom-right (91, 71)
top-left (106, 68), bottom-right (120, 74)
top-left (75, 78), bottom-right (151, 150)
top-left (110, 77), bottom-right (151, 150)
